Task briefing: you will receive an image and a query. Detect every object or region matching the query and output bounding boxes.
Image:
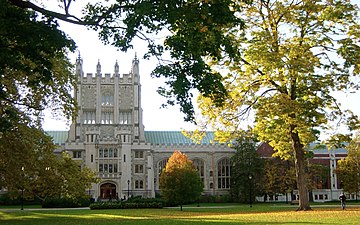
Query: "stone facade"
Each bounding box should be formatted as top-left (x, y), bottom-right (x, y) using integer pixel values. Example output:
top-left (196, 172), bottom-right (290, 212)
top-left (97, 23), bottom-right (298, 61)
top-left (64, 56), bottom-right (235, 200)
top-left (60, 56), bottom-right (348, 202)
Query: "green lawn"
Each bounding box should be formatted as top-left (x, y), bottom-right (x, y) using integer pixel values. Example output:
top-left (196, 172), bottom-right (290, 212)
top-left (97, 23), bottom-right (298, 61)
top-left (1, 203), bottom-right (360, 224)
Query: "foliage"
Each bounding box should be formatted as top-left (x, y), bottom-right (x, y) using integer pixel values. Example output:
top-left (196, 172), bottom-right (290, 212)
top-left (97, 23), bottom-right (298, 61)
top-left (159, 151), bottom-right (203, 210)
top-left (89, 199), bottom-right (164, 210)
top-left (197, 0), bottom-right (360, 210)
top-left (6, 0), bottom-right (246, 122)
top-left (262, 159), bottom-right (296, 198)
top-left (0, 121), bottom-right (98, 201)
top-left (0, 193), bottom-right (41, 206)
top-left (1, 0), bottom-right (76, 132)
top-left (230, 135), bottom-right (264, 203)
top-left (33, 152), bottom-right (99, 201)
top-left (42, 197), bottom-right (91, 208)
top-left (308, 163), bottom-right (330, 190)
top-left (336, 135), bottom-right (360, 194)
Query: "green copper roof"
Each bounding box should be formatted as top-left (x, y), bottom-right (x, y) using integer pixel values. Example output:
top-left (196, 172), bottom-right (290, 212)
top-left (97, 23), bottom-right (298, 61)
top-left (144, 131), bottom-right (216, 145)
top-left (45, 131), bottom-right (68, 145)
top-left (45, 130), bottom-right (216, 145)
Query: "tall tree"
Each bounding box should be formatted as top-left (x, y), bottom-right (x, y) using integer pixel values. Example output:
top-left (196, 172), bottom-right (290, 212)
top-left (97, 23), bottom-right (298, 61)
top-left (230, 135), bottom-right (263, 203)
top-left (160, 151), bottom-right (203, 211)
top-left (0, 120), bottom-right (97, 201)
top-left (1, 0), bottom-right (76, 131)
top-left (197, 0), bottom-right (360, 210)
top-left (262, 159), bottom-right (297, 201)
top-left (6, 0), bottom-right (243, 122)
top-left (336, 135), bottom-right (360, 196)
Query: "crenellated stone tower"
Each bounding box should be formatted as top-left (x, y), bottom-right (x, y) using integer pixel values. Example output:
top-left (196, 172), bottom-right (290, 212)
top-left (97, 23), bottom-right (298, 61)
top-left (66, 55), bottom-right (154, 199)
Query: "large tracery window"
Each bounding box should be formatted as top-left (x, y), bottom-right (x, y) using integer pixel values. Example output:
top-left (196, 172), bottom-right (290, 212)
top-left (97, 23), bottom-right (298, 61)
top-left (158, 158), bottom-right (168, 175)
top-left (218, 158), bottom-right (231, 189)
top-left (192, 159), bottom-right (205, 184)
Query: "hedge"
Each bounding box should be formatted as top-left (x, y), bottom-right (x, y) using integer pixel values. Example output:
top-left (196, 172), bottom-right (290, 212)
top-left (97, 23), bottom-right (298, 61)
top-left (90, 198), bottom-right (163, 210)
top-left (42, 197), bottom-right (91, 208)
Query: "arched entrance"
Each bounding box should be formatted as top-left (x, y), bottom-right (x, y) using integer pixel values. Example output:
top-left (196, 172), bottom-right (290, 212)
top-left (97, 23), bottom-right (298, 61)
top-left (100, 183), bottom-right (116, 199)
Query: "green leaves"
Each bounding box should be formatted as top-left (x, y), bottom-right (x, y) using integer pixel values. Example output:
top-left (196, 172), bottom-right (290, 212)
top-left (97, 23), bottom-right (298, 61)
top-left (336, 135), bottom-right (360, 194)
top-left (230, 136), bottom-right (264, 203)
top-left (0, 121), bottom-right (97, 201)
top-left (159, 151), bottom-right (203, 208)
top-left (196, 0), bottom-right (359, 210)
top-left (1, 1), bottom-right (76, 131)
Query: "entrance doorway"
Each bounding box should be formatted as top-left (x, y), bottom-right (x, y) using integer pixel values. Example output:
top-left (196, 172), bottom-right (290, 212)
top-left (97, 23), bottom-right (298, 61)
top-left (100, 183), bottom-right (116, 199)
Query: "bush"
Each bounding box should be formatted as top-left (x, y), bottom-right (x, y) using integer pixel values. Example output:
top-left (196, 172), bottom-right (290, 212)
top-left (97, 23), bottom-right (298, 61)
top-left (90, 198), bottom-right (163, 210)
top-left (42, 197), bottom-right (91, 208)
top-left (0, 193), bottom-right (41, 206)
top-left (199, 194), bottom-right (233, 203)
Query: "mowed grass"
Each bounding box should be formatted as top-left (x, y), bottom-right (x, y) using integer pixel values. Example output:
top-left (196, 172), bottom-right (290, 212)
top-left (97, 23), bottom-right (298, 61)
top-left (1, 203), bottom-right (360, 225)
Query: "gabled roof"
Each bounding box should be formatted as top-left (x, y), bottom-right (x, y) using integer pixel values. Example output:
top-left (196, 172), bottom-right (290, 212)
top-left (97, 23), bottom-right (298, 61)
top-left (45, 130), bottom-right (217, 145)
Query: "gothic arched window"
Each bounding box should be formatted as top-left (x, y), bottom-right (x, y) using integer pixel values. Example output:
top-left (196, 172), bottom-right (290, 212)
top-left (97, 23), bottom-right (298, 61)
top-left (192, 158), bottom-right (205, 185)
top-left (217, 158), bottom-right (231, 189)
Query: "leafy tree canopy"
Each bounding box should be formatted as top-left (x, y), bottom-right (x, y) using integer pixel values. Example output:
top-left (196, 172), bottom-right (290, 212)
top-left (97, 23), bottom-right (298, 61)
top-left (1, 0), bottom-right (76, 132)
top-left (336, 135), bottom-right (360, 195)
top-left (195, 0), bottom-right (360, 210)
top-left (0, 119), bottom-right (98, 201)
top-left (6, 0), bottom-right (245, 122)
top-left (159, 150), bottom-right (203, 210)
top-left (230, 135), bottom-right (264, 203)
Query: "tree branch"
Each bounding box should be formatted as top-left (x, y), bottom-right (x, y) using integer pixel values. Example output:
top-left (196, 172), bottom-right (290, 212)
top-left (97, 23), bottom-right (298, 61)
top-left (9, 0), bottom-right (99, 26)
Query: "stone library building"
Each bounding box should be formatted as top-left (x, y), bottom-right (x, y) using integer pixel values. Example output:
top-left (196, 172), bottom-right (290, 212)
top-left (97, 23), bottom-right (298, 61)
top-left (47, 56), bottom-right (349, 202)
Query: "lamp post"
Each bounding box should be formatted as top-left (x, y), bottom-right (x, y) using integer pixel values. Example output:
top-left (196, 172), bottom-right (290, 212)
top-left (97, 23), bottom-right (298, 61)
top-left (248, 174), bottom-right (253, 208)
top-left (127, 180), bottom-right (130, 199)
top-left (21, 166), bottom-right (24, 210)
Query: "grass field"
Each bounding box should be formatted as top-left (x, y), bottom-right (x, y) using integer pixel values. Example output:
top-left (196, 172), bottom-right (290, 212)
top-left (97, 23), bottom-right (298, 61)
top-left (1, 203), bottom-right (360, 224)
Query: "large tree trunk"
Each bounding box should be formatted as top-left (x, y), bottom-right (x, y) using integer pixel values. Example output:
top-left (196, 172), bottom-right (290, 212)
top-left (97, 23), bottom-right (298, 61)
top-left (290, 127), bottom-right (311, 210)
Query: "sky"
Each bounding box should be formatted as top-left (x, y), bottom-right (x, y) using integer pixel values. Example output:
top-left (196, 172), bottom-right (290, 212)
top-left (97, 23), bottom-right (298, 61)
top-left (42, 1), bottom-right (197, 131)
top-left (42, 0), bottom-right (360, 133)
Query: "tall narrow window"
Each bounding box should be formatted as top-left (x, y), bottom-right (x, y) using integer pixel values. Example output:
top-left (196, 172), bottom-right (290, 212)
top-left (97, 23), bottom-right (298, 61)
top-left (193, 159), bottom-right (205, 185)
top-left (101, 111), bottom-right (113, 124)
top-left (102, 93), bottom-right (114, 106)
top-left (83, 111), bottom-right (96, 124)
top-left (218, 158), bottom-right (231, 189)
top-left (104, 164), bottom-right (108, 173)
top-left (158, 159), bottom-right (168, 175)
top-left (119, 111), bottom-right (132, 124)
